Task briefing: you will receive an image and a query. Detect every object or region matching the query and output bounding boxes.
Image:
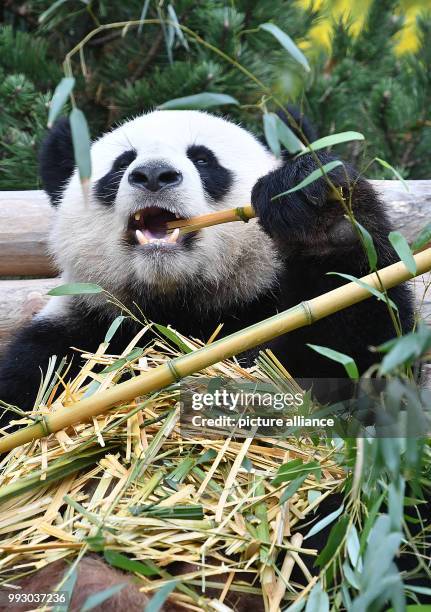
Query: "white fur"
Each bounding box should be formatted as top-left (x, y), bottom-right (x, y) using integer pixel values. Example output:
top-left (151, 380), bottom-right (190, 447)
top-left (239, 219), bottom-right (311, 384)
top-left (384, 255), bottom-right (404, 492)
top-left (49, 110), bottom-right (282, 310)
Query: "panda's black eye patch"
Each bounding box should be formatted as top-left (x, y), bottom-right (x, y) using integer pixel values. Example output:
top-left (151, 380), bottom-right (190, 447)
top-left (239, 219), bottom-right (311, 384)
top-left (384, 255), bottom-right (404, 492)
top-left (95, 149), bottom-right (137, 206)
top-left (187, 145), bottom-right (233, 201)
top-left (113, 149), bottom-right (137, 171)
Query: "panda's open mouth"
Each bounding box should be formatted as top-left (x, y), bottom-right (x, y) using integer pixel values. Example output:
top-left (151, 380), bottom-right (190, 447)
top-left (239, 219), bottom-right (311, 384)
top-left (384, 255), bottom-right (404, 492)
top-left (128, 206), bottom-right (184, 247)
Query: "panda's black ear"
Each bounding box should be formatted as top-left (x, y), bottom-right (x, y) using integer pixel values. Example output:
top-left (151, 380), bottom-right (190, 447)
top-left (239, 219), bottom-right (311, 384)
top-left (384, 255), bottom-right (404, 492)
top-left (276, 105), bottom-right (318, 151)
top-left (39, 117), bottom-right (75, 206)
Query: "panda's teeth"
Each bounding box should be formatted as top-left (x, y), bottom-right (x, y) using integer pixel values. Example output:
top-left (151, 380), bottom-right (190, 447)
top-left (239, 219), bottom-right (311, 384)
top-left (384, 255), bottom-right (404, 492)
top-left (134, 212), bottom-right (141, 221)
top-left (168, 228), bottom-right (180, 243)
top-left (136, 229), bottom-right (149, 245)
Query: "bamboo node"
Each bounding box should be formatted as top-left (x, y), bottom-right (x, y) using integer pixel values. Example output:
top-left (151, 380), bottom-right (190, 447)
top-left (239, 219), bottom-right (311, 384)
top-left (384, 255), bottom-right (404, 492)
top-left (300, 301), bottom-right (315, 325)
top-left (33, 414), bottom-right (52, 437)
top-left (167, 358), bottom-right (182, 382)
top-left (235, 207), bottom-right (251, 223)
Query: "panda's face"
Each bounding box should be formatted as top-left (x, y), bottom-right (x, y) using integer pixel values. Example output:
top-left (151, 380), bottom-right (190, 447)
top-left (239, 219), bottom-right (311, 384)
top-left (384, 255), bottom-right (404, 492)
top-left (51, 111), bottom-right (281, 305)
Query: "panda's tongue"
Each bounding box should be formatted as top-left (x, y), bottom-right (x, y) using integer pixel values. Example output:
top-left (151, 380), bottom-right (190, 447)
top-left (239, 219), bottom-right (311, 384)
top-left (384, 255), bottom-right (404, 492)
top-left (134, 207), bottom-right (180, 245)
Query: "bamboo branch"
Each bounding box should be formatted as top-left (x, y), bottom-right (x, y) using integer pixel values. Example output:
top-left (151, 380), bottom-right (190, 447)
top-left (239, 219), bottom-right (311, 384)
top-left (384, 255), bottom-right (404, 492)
top-left (166, 200), bottom-right (431, 248)
top-left (1, 249), bottom-right (431, 455)
top-left (166, 205), bottom-right (254, 234)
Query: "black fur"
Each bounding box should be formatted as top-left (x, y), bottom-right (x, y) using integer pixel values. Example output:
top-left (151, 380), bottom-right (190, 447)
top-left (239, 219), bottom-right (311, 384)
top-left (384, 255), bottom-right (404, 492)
top-left (277, 104), bottom-right (318, 145)
top-left (39, 117), bottom-right (75, 205)
top-left (252, 151), bottom-right (413, 375)
top-left (187, 144), bottom-right (233, 201)
top-left (95, 149), bottom-right (137, 205)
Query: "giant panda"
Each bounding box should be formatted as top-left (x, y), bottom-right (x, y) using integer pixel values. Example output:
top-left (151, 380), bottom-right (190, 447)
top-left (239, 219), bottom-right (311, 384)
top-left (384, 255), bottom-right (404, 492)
top-left (0, 109), bottom-right (414, 413)
top-left (0, 109), bottom-right (418, 609)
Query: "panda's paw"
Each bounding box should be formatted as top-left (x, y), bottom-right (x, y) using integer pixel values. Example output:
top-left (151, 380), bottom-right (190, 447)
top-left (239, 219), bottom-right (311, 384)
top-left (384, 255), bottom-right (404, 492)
top-left (251, 152), bottom-right (346, 240)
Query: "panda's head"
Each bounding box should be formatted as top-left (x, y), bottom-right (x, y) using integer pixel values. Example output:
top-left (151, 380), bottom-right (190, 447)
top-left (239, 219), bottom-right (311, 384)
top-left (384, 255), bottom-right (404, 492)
top-left (41, 110), bottom-right (282, 307)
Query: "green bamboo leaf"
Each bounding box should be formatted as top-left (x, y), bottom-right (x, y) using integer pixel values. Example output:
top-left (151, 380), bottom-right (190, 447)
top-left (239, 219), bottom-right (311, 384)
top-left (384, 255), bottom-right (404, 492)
top-left (70, 107), bottom-right (92, 181)
top-left (305, 582), bottom-right (329, 612)
top-left (273, 459), bottom-right (321, 486)
top-left (80, 584), bottom-right (126, 611)
top-left (271, 160), bottom-right (343, 198)
top-left (343, 560), bottom-right (360, 589)
top-left (285, 601), bottom-right (305, 612)
top-left (138, 0), bottom-right (151, 34)
top-left (260, 23), bottom-right (310, 72)
top-left (154, 323), bottom-right (192, 353)
top-left (328, 272), bottom-right (399, 311)
top-left (315, 515), bottom-right (349, 567)
top-left (104, 550), bottom-right (158, 576)
top-left (297, 131), bottom-right (364, 157)
top-left (48, 282), bottom-right (103, 296)
top-left (389, 231), bottom-right (417, 275)
top-left (375, 158), bottom-right (409, 191)
top-left (279, 473), bottom-right (308, 503)
top-left (146, 581), bottom-right (178, 612)
top-left (308, 490), bottom-right (321, 505)
top-left (359, 494), bottom-right (384, 555)
top-left (354, 220), bottom-right (378, 270)
top-left (360, 524), bottom-right (403, 593)
top-left (346, 525), bottom-right (363, 572)
top-left (254, 478), bottom-right (270, 545)
top-left (379, 327), bottom-right (431, 374)
top-left (275, 114), bottom-right (304, 154)
top-left (101, 348), bottom-right (143, 374)
top-left (0, 447), bottom-right (110, 502)
top-left (304, 504), bottom-right (344, 540)
top-left (104, 316), bottom-right (126, 343)
top-left (47, 77), bottom-right (75, 127)
top-left (130, 504), bottom-right (203, 520)
top-left (263, 112), bottom-right (281, 158)
top-left (390, 578), bottom-right (407, 612)
top-left (158, 93), bottom-right (239, 110)
top-left (404, 587), bottom-right (431, 597)
top-left (411, 221), bottom-right (431, 251)
top-left (380, 438), bottom-right (402, 477)
top-left (53, 568), bottom-right (77, 612)
top-left (388, 476), bottom-right (405, 531)
top-left (307, 344), bottom-right (359, 379)
top-left (241, 457), bottom-right (254, 472)
top-left (39, 0), bottom-right (70, 23)
top-left (102, 358), bottom-right (127, 373)
top-left (167, 4), bottom-right (189, 50)
top-left (196, 448), bottom-right (217, 465)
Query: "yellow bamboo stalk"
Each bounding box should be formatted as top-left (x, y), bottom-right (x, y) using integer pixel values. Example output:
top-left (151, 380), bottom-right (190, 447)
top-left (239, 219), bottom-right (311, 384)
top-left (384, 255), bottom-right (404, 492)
top-left (167, 205), bottom-right (254, 234)
top-left (168, 205), bottom-right (429, 252)
top-left (1, 248), bottom-right (431, 455)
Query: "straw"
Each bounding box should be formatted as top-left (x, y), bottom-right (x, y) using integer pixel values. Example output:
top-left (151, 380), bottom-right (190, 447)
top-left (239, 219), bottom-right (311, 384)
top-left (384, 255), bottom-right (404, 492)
top-left (1, 248), bottom-right (430, 454)
top-left (0, 339), bottom-right (343, 610)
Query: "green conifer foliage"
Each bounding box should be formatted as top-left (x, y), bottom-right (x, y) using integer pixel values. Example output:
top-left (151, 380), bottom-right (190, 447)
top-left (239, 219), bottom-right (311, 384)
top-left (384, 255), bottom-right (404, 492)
top-left (0, 1), bottom-right (430, 189)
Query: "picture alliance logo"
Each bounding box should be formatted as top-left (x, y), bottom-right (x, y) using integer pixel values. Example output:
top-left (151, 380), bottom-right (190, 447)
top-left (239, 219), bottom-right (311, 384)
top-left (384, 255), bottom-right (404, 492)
top-left (179, 377), bottom-right (431, 439)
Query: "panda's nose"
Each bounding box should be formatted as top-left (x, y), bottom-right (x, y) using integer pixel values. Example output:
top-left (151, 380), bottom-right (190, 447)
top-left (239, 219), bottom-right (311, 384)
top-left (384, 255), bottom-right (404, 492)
top-left (128, 163), bottom-right (183, 192)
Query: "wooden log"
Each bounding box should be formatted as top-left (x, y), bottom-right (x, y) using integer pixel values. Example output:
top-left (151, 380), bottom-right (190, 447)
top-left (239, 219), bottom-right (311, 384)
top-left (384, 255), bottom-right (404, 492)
top-left (0, 181), bottom-right (430, 278)
top-left (372, 180), bottom-right (431, 242)
top-left (0, 278), bottom-right (59, 352)
top-left (0, 274), bottom-right (430, 354)
top-left (0, 191), bottom-right (56, 277)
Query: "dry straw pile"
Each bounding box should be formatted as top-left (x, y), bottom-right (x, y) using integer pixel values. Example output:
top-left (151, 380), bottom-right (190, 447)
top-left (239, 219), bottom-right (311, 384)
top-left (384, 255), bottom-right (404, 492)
top-left (0, 330), bottom-right (344, 611)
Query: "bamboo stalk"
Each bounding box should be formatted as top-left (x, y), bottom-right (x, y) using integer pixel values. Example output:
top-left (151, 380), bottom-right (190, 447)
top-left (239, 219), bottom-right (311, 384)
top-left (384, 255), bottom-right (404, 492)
top-left (167, 205), bottom-right (254, 234)
top-left (167, 203), bottom-right (431, 253)
top-left (1, 248), bottom-right (431, 454)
